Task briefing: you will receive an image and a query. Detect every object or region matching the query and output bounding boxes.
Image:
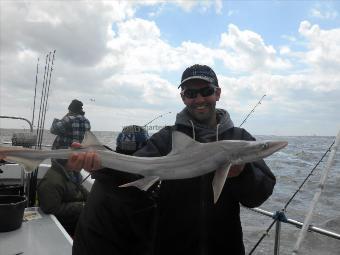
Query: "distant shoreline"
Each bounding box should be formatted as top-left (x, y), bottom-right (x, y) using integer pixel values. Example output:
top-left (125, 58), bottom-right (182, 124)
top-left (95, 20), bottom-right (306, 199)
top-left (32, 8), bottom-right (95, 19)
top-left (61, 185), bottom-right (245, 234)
top-left (0, 128), bottom-right (334, 137)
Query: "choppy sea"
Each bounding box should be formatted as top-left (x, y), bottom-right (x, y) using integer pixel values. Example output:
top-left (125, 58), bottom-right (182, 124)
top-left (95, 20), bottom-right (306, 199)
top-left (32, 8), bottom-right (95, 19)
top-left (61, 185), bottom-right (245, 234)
top-left (1, 129), bottom-right (339, 254)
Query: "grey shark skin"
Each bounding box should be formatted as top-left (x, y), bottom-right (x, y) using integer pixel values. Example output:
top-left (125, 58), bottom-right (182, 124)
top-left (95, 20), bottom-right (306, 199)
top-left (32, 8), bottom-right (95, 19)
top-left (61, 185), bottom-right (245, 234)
top-left (0, 131), bottom-right (287, 203)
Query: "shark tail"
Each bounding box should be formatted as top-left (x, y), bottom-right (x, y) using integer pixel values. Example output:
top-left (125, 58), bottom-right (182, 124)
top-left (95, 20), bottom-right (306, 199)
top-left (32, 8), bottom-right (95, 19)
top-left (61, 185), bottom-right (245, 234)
top-left (6, 155), bottom-right (42, 173)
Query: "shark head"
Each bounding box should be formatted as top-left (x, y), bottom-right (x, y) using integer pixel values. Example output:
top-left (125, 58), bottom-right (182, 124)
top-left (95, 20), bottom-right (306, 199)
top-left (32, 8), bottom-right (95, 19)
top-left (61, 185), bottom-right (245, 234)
top-left (211, 139), bottom-right (287, 203)
top-left (227, 140), bottom-right (288, 165)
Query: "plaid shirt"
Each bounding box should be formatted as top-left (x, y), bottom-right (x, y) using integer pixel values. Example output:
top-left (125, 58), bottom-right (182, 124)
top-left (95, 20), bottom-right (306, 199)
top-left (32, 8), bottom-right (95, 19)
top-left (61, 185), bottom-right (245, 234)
top-left (50, 113), bottom-right (91, 149)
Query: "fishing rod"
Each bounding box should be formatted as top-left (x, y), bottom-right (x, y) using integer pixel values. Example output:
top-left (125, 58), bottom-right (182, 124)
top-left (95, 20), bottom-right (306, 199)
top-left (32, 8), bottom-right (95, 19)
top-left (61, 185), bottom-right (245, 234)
top-left (39, 50), bottom-right (56, 147)
top-left (293, 130), bottom-right (340, 254)
top-left (239, 94), bottom-right (266, 127)
top-left (143, 111), bottom-right (172, 127)
top-left (248, 139), bottom-right (336, 254)
top-left (249, 219), bottom-right (277, 254)
top-left (283, 140), bottom-right (335, 211)
top-left (35, 53), bottom-right (50, 149)
top-left (28, 51), bottom-right (55, 206)
top-left (26, 53), bottom-right (49, 206)
top-left (37, 52), bottom-right (52, 148)
top-left (31, 51), bottom-right (56, 206)
top-left (31, 57), bottom-right (39, 127)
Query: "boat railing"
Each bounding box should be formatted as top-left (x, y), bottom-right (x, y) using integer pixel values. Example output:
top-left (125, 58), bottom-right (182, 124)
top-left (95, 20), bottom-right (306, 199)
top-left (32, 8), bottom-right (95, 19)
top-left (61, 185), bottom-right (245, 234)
top-left (247, 129), bottom-right (340, 255)
top-left (246, 206), bottom-right (340, 255)
top-left (0, 115), bottom-right (33, 132)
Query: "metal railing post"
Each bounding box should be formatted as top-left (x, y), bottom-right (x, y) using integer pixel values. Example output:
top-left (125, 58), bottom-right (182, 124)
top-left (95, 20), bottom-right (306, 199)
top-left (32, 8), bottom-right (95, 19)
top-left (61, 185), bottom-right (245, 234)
top-left (274, 220), bottom-right (281, 255)
top-left (248, 207), bottom-right (340, 240)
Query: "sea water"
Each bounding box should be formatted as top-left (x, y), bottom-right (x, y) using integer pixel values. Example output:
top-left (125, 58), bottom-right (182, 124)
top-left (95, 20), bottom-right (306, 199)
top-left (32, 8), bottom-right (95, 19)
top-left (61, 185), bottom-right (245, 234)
top-left (1, 129), bottom-right (339, 254)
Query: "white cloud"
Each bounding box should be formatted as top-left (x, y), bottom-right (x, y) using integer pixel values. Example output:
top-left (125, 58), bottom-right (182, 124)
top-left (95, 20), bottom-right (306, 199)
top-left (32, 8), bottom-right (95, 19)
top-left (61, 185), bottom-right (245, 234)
top-left (215, 0), bottom-right (223, 14)
top-left (310, 7), bottom-right (338, 20)
top-left (105, 18), bottom-right (218, 74)
top-left (279, 46), bottom-right (291, 55)
top-left (219, 24), bottom-right (291, 72)
top-left (163, 0), bottom-right (223, 13)
top-left (299, 21), bottom-right (340, 74)
top-left (227, 9), bottom-right (238, 17)
top-left (0, 1), bottom-right (137, 67)
top-left (281, 34), bottom-right (297, 42)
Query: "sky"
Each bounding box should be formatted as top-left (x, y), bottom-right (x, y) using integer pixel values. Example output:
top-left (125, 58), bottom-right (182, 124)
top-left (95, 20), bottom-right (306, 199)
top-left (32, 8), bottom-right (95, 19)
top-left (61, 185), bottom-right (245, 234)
top-left (0, 0), bottom-right (339, 136)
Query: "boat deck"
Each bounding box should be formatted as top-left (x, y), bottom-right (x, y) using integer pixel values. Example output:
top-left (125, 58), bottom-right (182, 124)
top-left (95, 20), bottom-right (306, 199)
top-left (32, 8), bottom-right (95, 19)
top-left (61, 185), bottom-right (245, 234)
top-left (0, 207), bottom-right (72, 255)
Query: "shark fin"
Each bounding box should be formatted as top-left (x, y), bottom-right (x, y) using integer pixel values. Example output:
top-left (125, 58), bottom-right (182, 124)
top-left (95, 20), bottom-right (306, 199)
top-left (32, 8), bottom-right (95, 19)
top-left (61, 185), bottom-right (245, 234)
top-left (168, 131), bottom-right (200, 155)
top-left (119, 176), bottom-right (160, 191)
top-left (81, 131), bottom-right (107, 150)
top-left (212, 163), bottom-right (231, 204)
top-left (6, 156), bottom-right (41, 173)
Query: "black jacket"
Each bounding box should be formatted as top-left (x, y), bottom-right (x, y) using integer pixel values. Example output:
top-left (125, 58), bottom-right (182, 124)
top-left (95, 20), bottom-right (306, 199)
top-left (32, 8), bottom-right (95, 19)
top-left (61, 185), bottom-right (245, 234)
top-left (134, 124), bottom-right (276, 255)
top-left (73, 154), bottom-right (157, 255)
top-left (73, 124), bottom-right (275, 255)
top-left (37, 163), bottom-right (89, 236)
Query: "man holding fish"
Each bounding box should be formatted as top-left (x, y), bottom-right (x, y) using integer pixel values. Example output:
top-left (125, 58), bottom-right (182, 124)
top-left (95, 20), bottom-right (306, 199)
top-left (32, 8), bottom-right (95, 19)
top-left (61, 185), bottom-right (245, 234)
top-left (72, 64), bottom-right (278, 255)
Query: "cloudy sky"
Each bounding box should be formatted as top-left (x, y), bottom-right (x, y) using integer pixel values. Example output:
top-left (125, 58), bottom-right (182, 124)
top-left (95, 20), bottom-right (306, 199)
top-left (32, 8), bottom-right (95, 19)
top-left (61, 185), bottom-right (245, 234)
top-left (1, 0), bottom-right (339, 136)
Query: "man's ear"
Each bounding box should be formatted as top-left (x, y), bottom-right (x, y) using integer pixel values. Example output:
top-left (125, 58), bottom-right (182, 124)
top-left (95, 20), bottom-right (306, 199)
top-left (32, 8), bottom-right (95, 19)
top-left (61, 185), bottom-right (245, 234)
top-left (179, 88), bottom-right (184, 102)
top-left (215, 87), bottom-right (221, 101)
top-left (180, 91), bottom-right (185, 102)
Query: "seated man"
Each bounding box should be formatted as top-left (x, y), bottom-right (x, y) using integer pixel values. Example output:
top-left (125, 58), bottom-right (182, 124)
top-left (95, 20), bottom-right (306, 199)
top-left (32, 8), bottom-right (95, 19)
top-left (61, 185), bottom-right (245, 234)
top-left (37, 159), bottom-right (89, 236)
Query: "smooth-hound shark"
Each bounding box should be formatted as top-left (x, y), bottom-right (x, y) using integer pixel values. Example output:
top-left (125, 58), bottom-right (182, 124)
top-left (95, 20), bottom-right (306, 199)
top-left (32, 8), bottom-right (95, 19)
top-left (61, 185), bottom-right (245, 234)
top-left (0, 131), bottom-right (287, 203)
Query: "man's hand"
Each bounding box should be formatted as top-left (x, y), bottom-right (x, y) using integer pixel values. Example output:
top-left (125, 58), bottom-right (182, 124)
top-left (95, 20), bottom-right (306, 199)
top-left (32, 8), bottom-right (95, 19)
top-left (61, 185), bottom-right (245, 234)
top-left (65, 142), bottom-right (102, 172)
top-left (227, 164), bottom-right (245, 178)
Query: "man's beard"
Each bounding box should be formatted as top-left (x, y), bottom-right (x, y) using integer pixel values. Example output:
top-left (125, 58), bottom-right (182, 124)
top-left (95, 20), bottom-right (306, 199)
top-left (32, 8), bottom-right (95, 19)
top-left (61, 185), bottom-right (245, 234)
top-left (186, 103), bottom-right (216, 124)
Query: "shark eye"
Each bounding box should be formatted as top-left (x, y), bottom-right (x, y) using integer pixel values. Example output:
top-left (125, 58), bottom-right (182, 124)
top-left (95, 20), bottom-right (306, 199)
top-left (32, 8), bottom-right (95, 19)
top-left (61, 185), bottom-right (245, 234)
top-left (262, 143), bottom-right (269, 149)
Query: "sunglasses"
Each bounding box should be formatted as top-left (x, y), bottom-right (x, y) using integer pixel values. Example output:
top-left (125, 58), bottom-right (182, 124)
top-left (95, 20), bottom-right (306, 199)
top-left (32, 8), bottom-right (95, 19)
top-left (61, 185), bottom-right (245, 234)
top-left (181, 86), bottom-right (216, 99)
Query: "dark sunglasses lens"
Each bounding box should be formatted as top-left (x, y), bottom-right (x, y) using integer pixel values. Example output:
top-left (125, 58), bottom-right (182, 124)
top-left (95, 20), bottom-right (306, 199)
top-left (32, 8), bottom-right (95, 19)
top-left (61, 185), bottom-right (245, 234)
top-left (183, 90), bottom-right (197, 98)
top-left (201, 87), bottom-right (215, 97)
top-left (183, 87), bottom-right (215, 98)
